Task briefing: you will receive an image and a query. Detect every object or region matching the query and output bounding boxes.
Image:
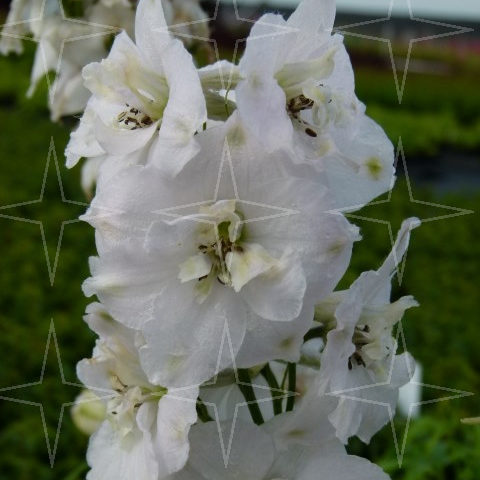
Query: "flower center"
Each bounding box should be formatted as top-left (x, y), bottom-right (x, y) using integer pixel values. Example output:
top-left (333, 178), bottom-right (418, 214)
top-left (178, 200), bottom-right (279, 302)
top-left (107, 374), bottom-right (167, 439)
top-left (287, 94), bottom-right (318, 138)
top-left (117, 104), bottom-right (154, 130)
top-left (348, 324), bottom-right (370, 370)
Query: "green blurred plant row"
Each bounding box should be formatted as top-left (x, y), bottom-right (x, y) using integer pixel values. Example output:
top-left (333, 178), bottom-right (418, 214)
top-left (347, 39), bottom-right (480, 157)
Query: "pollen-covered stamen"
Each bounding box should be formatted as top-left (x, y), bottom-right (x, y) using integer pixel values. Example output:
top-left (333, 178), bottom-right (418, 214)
top-left (348, 324), bottom-right (371, 370)
top-left (287, 94), bottom-right (319, 138)
top-left (117, 104), bottom-right (154, 130)
top-left (287, 94), bottom-right (315, 114)
top-left (178, 200), bottom-right (280, 301)
top-left (198, 218), bottom-right (244, 288)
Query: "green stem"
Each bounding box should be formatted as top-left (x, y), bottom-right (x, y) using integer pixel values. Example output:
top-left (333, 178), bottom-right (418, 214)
top-left (303, 325), bottom-right (325, 342)
top-left (238, 369), bottom-right (264, 425)
top-left (286, 362), bottom-right (296, 412)
top-left (260, 364), bottom-right (283, 415)
top-left (196, 397), bottom-right (213, 422)
top-left (64, 463), bottom-right (88, 480)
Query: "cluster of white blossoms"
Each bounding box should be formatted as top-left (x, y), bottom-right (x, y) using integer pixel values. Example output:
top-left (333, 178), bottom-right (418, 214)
top-left (58, 0), bottom-right (422, 478)
top-left (0, 0), bottom-right (208, 121)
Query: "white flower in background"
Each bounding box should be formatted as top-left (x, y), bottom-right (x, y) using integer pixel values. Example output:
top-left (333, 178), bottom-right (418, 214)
top-left (82, 113), bottom-right (358, 387)
top-left (164, 0), bottom-right (210, 47)
top-left (77, 302), bottom-right (198, 480)
top-left (317, 218), bottom-right (420, 443)
top-left (27, 17), bottom-right (109, 121)
top-left (66, 0), bottom-right (206, 178)
top-left (1, 0), bottom-right (210, 123)
top-left (233, 0), bottom-right (394, 210)
top-left (398, 360), bottom-right (422, 418)
top-left (1, 0), bottom-right (136, 120)
top-left (0, 0), bottom-right (46, 54)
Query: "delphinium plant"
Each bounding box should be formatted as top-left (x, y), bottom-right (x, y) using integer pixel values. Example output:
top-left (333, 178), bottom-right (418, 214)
top-left (11, 0), bottom-right (423, 478)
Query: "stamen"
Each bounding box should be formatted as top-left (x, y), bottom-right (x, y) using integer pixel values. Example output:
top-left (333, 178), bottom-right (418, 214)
top-left (117, 105), bottom-right (154, 130)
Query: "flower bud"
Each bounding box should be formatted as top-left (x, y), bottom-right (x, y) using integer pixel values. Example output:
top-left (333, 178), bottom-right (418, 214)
top-left (71, 389), bottom-right (106, 436)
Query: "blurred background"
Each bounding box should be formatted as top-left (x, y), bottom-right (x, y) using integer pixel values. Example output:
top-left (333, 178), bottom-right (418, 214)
top-left (0, 1), bottom-right (479, 479)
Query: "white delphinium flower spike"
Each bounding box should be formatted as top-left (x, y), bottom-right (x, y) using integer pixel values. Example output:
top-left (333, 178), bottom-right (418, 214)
top-left (27, 17), bottom-right (109, 121)
top-left (77, 303), bottom-right (199, 480)
top-left (66, 0), bottom-right (207, 177)
top-left (235, 0), bottom-right (395, 210)
top-left (82, 113), bottom-right (359, 387)
top-left (316, 218), bottom-right (420, 443)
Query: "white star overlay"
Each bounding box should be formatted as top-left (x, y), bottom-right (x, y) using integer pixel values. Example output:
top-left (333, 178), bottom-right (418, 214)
top-left (338, 137), bottom-right (474, 284)
top-left (0, 137), bottom-right (88, 285)
top-left (335, 0), bottom-right (474, 103)
top-left (154, 137), bottom-right (300, 264)
top-left (325, 320), bottom-right (474, 467)
top-left (153, 0), bottom-right (300, 91)
top-left (0, 0), bottom-right (122, 110)
top-left (167, 319), bottom-right (297, 469)
top-left (147, 135), bottom-right (303, 467)
top-left (0, 0), bottom-right (478, 474)
top-left (0, 319), bottom-right (85, 467)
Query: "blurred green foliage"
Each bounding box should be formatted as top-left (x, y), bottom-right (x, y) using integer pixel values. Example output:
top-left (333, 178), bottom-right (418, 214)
top-left (347, 40), bottom-right (480, 158)
top-left (0, 42), bottom-right (478, 480)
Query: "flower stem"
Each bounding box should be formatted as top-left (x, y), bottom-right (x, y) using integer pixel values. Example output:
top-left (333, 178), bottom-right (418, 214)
top-left (260, 364), bottom-right (283, 415)
top-left (286, 362), bottom-right (296, 412)
top-left (196, 397), bottom-right (213, 422)
top-left (238, 369), bottom-right (264, 425)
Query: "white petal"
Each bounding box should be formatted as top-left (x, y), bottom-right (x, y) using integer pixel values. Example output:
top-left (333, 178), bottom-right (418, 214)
top-left (181, 421), bottom-right (274, 480)
top-left (226, 243), bottom-right (277, 293)
top-left (178, 253), bottom-right (212, 283)
top-left (140, 285), bottom-right (247, 387)
top-left (239, 13), bottom-right (288, 76)
top-left (325, 115), bottom-right (396, 211)
top-left (376, 217), bottom-right (421, 285)
top-left (240, 256), bottom-right (306, 322)
top-left (198, 60), bottom-right (240, 90)
top-left (65, 101), bottom-right (105, 168)
top-left (94, 115), bottom-right (159, 156)
top-left (296, 450), bottom-right (390, 480)
top-left (287, 0), bottom-right (336, 37)
top-left (135, 0), bottom-right (170, 64)
top-left (82, 247), bottom-right (178, 330)
top-left (149, 39), bottom-right (206, 176)
top-left (86, 419), bottom-right (158, 480)
top-left (155, 387), bottom-right (199, 476)
top-left (235, 304), bottom-right (314, 367)
top-left (236, 74), bottom-right (293, 153)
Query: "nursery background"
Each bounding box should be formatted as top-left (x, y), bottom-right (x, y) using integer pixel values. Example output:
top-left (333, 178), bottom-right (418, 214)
top-left (0, 0), bottom-right (479, 479)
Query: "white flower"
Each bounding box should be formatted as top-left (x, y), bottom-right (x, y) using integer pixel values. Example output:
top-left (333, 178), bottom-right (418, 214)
top-left (317, 218), bottom-right (420, 443)
top-left (82, 113), bottom-right (358, 387)
top-left (27, 16), bottom-right (109, 121)
top-left (66, 0), bottom-right (207, 177)
top-left (173, 386), bottom-right (390, 480)
top-left (234, 0), bottom-right (395, 210)
top-left (77, 303), bottom-right (198, 480)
